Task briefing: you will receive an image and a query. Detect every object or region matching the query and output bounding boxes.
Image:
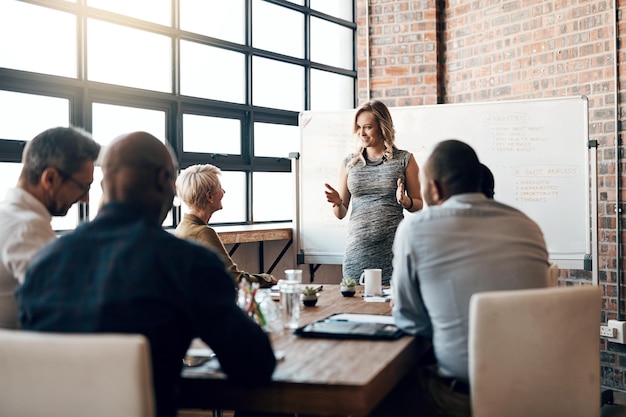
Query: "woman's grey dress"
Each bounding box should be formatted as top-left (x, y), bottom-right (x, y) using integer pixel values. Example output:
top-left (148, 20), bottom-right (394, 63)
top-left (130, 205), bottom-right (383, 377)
top-left (343, 148), bottom-right (411, 286)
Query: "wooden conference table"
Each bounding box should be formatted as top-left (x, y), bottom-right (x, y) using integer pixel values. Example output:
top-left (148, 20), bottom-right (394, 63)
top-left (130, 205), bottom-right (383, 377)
top-left (178, 285), bottom-right (422, 416)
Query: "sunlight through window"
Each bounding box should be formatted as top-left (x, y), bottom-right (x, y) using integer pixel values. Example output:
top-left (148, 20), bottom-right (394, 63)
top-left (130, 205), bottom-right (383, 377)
top-left (0, 2), bottom-right (76, 77)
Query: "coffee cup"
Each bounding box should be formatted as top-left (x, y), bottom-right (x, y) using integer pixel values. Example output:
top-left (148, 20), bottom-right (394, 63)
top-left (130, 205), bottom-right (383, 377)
top-left (359, 269), bottom-right (383, 296)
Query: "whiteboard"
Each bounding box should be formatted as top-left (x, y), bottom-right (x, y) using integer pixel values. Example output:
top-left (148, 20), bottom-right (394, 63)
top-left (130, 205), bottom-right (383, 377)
top-left (296, 96), bottom-right (594, 270)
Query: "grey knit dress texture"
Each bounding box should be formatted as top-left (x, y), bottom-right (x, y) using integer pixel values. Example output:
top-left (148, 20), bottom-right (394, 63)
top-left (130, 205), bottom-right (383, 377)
top-left (343, 148), bottom-right (410, 286)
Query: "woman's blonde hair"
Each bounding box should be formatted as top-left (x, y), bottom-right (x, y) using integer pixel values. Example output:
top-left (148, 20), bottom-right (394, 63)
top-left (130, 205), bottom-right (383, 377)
top-left (347, 100), bottom-right (396, 169)
top-left (176, 164), bottom-right (222, 210)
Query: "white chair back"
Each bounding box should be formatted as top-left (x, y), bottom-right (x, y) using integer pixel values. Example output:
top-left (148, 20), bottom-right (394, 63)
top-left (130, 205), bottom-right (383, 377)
top-left (469, 286), bottom-right (601, 417)
top-left (0, 330), bottom-right (155, 417)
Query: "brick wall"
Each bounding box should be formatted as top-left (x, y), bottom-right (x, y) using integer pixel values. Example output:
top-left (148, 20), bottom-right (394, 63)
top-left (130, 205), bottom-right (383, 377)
top-left (357, 0), bottom-right (440, 105)
top-left (356, 0), bottom-right (624, 392)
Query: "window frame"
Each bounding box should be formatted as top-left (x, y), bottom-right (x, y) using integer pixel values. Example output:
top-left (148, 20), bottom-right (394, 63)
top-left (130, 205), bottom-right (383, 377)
top-left (0, 0), bottom-right (356, 229)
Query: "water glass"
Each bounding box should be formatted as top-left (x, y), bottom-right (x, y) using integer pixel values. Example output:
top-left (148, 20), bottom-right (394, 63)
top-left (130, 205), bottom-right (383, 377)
top-left (284, 269), bottom-right (303, 283)
top-left (279, 279), bottom-right (301, 329)
top-left (255, 289), bottom-right (283, 333)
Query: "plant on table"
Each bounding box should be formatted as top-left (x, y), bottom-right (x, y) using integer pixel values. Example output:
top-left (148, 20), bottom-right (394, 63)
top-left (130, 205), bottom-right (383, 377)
top-left (301, 285), bottom-right (319, 307)
top-left (340, 278), bottom-right (357, 297)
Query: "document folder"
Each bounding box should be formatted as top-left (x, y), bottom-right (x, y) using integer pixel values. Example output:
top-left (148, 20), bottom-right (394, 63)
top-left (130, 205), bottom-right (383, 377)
top-left (294, 313), bottom-right (405, 340)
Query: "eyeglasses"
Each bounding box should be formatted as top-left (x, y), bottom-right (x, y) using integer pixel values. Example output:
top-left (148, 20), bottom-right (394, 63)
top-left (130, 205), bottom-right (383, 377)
top-left (55, 167), bottom-right (91, 197)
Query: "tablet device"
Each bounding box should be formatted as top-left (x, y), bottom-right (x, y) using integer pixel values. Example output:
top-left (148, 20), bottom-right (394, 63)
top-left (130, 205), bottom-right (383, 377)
top-left (294, 314), bottom-right (405, 340)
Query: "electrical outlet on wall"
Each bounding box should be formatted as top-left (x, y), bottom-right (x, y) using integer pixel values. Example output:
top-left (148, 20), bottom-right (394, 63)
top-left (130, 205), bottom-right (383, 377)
top-left (601, 325), bottom-right (617, 338)
top-left (607, 320), bottom-right (626, 344)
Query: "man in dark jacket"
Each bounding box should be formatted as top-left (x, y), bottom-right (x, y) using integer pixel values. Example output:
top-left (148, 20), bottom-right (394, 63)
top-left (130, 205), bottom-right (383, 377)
top-left (17, 131), bottom-right (276, 417)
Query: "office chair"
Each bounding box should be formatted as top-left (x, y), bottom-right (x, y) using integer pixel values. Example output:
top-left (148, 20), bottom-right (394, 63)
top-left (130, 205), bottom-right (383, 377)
top-left (0, 330), bottom-right (155, 417)
top-left (469, 285), bottom-right (601, 417)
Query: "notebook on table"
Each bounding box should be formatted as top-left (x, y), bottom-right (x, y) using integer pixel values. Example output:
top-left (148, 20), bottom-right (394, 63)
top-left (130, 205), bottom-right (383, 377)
top-left (293, 313), bottom-right (405, 340)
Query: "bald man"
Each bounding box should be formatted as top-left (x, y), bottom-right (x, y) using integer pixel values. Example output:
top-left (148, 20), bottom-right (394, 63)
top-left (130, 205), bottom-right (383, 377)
top-left (17, 132), bottom-right (276, 417)
top-left (480, 162), bottom-right (495, 199)
top-left (377, 140), bottom-right (549, 417)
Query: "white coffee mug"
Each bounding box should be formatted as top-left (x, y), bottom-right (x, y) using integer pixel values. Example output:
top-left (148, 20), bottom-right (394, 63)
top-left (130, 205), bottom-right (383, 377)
top-left (359, 269), bottom-right (383, 296)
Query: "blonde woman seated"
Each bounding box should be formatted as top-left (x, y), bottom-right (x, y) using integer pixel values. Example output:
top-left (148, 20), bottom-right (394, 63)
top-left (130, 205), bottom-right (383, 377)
top-left (175, 164), bottom-right (276, 288)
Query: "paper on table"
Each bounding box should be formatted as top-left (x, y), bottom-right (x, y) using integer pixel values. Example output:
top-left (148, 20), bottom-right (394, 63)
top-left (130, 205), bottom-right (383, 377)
top-left (182, 349), bottom-right (286, 379)
top-left (364, 295), bottom-right (391, 303)
top-left (186, 348), bottom-right (214, 357)
top-left (181, 357), bottom-right (224, 378)
top-left (186, 347), bottom-right (285, 362)
top-left (329, 313), bottom-right (395, 325)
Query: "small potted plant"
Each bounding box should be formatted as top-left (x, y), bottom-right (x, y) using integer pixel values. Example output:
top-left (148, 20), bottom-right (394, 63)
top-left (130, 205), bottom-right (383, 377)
top-left (340, 278), bottom-right (357, 297)
top-left (301, 286), bottom-right (319, 307)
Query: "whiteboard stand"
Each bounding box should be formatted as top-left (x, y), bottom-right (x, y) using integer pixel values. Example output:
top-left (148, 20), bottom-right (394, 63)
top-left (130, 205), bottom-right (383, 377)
top-left (290, 152), bottom-right (302, 275)
top-left (292, 150), bottom-right (332, 283)
top-left (589, 139), bottom-right (599, 285)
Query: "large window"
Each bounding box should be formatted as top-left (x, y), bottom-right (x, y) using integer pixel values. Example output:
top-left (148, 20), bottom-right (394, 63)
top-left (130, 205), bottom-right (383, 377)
top-left (0, 0), bottom-right (356, 229)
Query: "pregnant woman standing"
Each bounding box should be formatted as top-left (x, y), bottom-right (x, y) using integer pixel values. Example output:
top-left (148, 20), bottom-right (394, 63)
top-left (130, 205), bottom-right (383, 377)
top-left (324, 100), bottom-right (423, 286)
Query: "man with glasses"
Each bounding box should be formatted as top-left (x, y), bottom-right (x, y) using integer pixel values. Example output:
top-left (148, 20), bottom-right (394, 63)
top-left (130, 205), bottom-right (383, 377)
top-left (0, 126), bottom-right (100, 329)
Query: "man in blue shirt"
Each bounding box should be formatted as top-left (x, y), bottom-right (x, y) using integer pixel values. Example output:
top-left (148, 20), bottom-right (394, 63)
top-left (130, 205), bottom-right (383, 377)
top-left (17, 131), bottom-right (276, 417)
top-left (372, 139), bottom-right (548, 417)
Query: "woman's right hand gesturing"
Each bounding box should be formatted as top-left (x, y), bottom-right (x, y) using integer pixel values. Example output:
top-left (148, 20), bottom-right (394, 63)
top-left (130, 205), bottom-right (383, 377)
top-left (324, 183), bottom-right (342, 207)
